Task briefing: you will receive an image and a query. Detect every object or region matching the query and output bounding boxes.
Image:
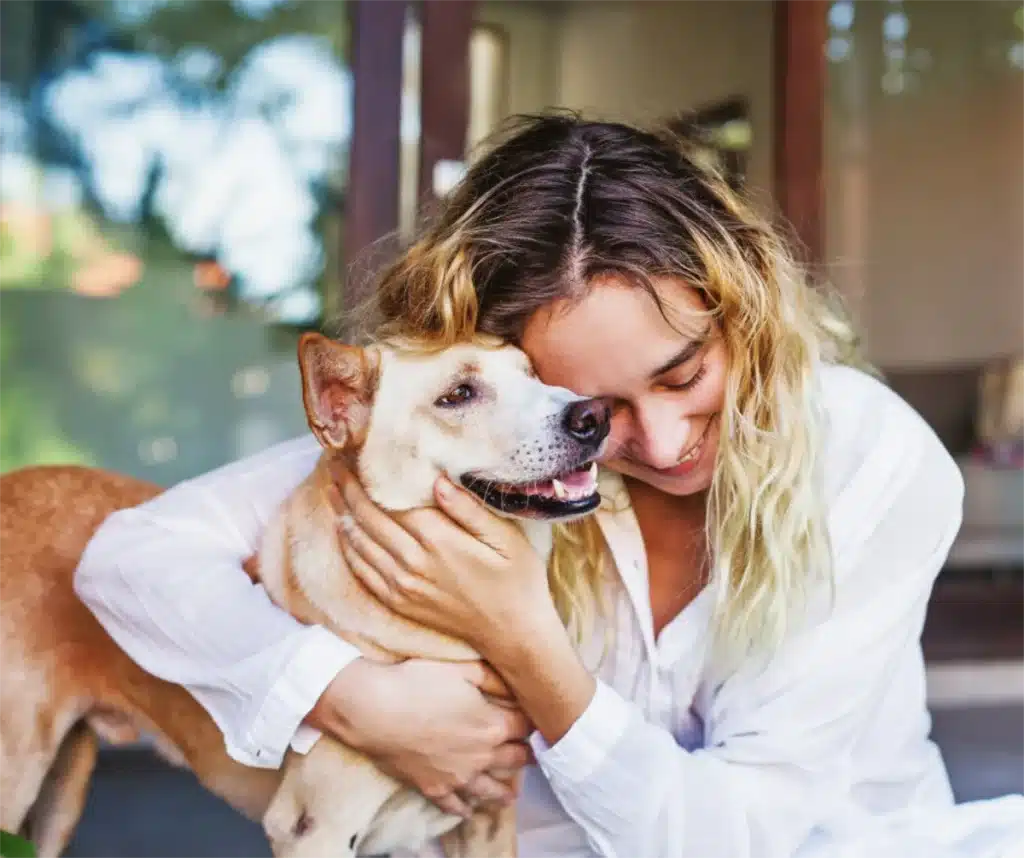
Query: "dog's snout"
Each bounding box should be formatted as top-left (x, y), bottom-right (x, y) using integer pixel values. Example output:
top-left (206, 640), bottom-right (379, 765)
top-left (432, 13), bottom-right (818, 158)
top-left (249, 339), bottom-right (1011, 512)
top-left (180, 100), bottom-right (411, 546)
top-left (562, 399), bottom-right (611, 447)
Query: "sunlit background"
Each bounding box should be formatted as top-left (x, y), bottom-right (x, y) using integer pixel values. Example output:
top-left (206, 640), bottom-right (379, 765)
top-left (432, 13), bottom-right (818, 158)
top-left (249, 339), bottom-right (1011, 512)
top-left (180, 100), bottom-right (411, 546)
top-left (0, 1), bottom-right (1020, 855)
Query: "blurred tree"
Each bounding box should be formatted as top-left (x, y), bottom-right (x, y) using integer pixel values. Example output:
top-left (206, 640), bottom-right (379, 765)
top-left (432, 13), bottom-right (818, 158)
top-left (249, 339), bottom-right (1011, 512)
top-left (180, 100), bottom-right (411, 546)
top-left (81, 0), bottom-right (348, 82)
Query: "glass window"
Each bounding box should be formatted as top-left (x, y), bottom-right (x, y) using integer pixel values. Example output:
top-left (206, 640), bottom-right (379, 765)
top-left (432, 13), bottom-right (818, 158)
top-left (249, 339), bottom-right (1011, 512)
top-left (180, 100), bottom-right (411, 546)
top-left (1, 0), bottom-right (351, 481)
top-left (825, 0), bottom-right (1023, 367)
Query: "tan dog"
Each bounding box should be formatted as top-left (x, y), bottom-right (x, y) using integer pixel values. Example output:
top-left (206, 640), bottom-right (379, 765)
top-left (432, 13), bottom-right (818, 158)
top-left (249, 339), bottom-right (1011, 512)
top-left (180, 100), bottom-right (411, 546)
top-left (0, 333), bottom-right (609, 857)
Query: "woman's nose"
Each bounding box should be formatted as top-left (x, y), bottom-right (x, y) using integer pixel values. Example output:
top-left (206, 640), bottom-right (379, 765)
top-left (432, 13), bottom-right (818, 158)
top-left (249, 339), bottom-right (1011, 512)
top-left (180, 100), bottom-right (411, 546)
top-left (623, 405), bottom-right (693, 469)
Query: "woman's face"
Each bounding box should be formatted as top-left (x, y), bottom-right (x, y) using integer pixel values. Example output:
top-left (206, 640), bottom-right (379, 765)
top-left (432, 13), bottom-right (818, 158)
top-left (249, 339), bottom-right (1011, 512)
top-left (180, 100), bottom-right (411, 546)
top-left (521, 275), bottom-right (726, 497)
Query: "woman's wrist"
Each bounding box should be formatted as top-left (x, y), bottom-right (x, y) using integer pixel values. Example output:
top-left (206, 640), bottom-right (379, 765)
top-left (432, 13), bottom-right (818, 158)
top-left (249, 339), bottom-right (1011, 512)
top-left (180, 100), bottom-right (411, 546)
top-left (476, 599), bottom-right (563, 668)
top-left (484, 606), bottom-right (597, 746)
top-left (304, 656), bottom-right (383, 751)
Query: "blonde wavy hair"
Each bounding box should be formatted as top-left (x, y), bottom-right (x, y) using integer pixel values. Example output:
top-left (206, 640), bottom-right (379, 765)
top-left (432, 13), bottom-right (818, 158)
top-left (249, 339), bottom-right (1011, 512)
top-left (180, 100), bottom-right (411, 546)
top-left (357, 113), bottom-right (873, 661)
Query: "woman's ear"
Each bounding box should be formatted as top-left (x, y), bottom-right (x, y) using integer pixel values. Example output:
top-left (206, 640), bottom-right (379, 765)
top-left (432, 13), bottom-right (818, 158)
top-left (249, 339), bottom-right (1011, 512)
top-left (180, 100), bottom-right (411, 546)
top-left (298, 333), bottom-right (380, 451)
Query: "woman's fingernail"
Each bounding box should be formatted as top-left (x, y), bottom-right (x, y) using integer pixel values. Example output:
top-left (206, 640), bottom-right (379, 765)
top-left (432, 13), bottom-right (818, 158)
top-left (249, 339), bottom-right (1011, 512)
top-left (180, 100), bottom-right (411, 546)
top-left (338, 514), bottom-right (355, 534)
top-left (436, 477), bottom-right (453, 499)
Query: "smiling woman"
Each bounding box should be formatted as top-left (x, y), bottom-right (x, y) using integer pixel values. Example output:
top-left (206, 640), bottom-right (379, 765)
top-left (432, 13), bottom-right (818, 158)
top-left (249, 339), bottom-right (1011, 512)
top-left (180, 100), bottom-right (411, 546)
top-left (72, 111), bottom-right (1024, 858)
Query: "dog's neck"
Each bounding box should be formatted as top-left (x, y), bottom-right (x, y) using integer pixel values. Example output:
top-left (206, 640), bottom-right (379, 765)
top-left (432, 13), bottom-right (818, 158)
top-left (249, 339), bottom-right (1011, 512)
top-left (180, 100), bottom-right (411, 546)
top-left (517, 518), bottom-right (555, 562)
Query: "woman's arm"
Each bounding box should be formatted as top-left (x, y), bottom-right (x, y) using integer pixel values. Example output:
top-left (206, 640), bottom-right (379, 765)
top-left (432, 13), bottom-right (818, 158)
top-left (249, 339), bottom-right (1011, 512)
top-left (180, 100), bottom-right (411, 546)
top-left (335, 409), bottom-right (967, 857)
top-left (74, 436), bottom-right (360, 767)
top-left (75, 436), bottom-right (532, 815)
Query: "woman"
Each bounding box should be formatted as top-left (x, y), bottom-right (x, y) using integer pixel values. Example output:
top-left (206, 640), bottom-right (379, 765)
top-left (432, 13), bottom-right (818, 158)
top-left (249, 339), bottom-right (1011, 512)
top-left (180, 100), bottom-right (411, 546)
top-left (75, 114), bottom-right (1022, 857)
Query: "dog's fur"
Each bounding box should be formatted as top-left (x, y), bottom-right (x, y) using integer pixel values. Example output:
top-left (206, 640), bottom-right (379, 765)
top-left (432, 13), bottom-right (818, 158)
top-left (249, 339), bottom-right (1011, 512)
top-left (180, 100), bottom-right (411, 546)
top-left (0, 333), bottom-right (606, 857)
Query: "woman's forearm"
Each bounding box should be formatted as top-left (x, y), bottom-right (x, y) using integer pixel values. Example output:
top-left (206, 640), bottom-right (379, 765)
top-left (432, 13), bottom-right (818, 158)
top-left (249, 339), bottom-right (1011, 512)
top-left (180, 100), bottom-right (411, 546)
top-left (482, 607), bottom-right (597, 745)
top-left (75, 504), bottom-right (360, 768)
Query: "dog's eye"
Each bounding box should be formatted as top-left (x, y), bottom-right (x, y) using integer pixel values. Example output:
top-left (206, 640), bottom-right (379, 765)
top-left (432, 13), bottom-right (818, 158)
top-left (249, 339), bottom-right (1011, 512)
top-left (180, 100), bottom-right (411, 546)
top-left (435, 383), bottom-right (476, 408)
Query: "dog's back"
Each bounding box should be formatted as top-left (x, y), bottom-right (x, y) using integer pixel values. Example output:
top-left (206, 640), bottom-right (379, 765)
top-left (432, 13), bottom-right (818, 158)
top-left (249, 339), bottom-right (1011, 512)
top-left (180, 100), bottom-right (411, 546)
top-left (0, 466), bottom-right (280, 855)
top-left (1, 466), bottom-right (159, 665)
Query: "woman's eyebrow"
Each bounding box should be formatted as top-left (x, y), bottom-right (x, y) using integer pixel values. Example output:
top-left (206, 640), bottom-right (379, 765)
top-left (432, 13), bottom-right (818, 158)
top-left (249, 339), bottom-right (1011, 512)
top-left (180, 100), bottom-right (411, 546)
top-left (648, 329), bottom-right (709, 379)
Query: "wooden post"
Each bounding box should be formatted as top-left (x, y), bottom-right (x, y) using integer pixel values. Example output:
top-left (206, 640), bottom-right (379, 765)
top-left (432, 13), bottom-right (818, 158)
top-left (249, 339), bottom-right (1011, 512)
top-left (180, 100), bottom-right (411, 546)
top-left (773, 0), bottom-right (828, 273)
top-left (417, 0), bottom-right (475, 216)
top-left (340, 0), bottom-right (407, 332)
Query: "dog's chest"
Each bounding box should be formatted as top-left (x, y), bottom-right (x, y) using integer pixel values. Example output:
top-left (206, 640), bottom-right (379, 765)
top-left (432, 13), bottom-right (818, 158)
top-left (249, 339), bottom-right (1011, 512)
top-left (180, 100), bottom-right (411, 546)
top-left (519, 519), bottom-right (554, 562)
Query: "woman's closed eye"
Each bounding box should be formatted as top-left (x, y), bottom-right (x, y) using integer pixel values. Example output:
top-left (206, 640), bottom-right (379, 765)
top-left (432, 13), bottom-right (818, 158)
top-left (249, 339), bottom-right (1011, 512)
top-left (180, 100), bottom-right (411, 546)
top-left (658, 359), bottom-right (708, 392)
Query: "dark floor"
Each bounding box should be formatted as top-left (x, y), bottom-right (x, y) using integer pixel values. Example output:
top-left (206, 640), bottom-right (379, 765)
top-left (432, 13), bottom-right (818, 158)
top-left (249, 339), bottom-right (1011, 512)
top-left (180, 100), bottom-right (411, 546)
top-left (62, 705), bottom-right (1024, 857)
top-left (930, 705), bottom-right (1024, 804)
top-left (65, 750), bottom-right (270, 858)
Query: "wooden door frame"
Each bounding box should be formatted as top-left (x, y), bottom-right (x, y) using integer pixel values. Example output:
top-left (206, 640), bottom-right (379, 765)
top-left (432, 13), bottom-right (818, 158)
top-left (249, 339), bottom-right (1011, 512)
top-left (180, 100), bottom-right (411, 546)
top-left (417, 0), bottom-right (476, 215)
top-left (338, 0), bottom-right (476, 332)
top-left (773, 0), bottom-right (828, 275)
top-left (339, 0), bottom-right (407, 333)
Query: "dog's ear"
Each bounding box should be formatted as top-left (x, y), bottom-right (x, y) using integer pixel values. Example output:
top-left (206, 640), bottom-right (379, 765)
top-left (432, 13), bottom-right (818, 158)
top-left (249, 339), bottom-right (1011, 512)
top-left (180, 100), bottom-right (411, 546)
top-left (298, 333), bottom-right (380, 451)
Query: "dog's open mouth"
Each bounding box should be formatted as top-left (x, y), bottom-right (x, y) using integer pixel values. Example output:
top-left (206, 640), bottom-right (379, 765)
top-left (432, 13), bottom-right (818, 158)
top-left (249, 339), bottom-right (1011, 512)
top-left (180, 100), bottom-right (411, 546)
top-left (460, 461), bottom-right (601, 519)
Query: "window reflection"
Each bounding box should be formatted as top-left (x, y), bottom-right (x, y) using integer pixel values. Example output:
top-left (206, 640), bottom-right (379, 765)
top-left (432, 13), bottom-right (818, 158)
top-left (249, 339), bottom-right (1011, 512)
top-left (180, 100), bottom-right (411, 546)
top-left (825, 0), bottom-right (1023, 368)
top-left (0, 0), bottom-right (349, 481)
top-left (1, 0), bottom-right (350, 325)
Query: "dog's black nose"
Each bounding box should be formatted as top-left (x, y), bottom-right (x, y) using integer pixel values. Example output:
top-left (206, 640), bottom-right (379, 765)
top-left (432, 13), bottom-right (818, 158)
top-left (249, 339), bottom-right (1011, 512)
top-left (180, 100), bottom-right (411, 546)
top-left (563, 399), bottom-right (611, 446)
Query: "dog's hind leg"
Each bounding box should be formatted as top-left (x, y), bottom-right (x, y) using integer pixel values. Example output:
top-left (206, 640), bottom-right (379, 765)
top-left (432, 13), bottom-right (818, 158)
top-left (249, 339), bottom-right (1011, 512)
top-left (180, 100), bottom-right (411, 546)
top-left (0, 740), bottom-right (54, 841)
top-left (20, 722), bottom-right (98, 858)
top-left (0, 687), bottom-right (73, 839)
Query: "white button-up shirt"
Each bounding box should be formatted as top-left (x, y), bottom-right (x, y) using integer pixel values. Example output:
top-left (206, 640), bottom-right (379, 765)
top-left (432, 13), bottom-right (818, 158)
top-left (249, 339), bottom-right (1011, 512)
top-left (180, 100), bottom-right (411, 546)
top-left (74, 364), bottom-right (1024, 857)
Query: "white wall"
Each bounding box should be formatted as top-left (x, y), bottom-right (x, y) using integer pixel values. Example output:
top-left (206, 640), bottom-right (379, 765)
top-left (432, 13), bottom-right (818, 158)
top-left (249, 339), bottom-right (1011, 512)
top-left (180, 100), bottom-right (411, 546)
top-left (827, 0), bottom-right (1023, 368)
top-left (478, 0), bottom-right (774, 194)
top-left (477, 1), bottom-right (561, 121)
top-left (552, 0), bottom-right (774, 197)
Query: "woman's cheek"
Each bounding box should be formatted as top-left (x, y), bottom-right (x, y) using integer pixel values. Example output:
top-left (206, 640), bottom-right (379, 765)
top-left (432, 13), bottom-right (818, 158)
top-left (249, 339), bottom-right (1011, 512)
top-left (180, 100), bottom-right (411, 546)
top-left (700, 343), bottom-right (729, 412)
top-left (601, 408), bottom-right (633, 461)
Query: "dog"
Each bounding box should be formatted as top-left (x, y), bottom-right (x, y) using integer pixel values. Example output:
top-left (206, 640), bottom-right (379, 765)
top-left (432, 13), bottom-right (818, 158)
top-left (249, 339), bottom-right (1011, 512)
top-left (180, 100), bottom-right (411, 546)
top-left (0, 332), bottom-right (610, 857)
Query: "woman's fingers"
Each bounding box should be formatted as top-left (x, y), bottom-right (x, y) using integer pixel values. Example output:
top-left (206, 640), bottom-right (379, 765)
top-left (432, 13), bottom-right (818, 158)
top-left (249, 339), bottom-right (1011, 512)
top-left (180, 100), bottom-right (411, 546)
top-left (432, 477), bottom-right (513, 555)
top-left (460, 773), bottom-right (515, 806)
top-left (496, 705), bottom-right (533, 743)
top-left (338, 527), bottom-right (396, 605)
top-left (431, 790), bottom-right (474, 819)
top-left (341, 514), bottom-right (417, 589)
top-left (491, 740), bottom-right (535, 772)
top-left (454, 661), bottom-right (513, 700)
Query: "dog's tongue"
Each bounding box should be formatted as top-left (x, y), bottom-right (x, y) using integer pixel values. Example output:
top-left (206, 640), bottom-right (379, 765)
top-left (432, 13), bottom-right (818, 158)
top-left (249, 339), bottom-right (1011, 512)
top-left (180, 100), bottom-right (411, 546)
top-left (490, 464), bottom-right (598, 499)
top-left (560, 468), bottom-right (596, 491)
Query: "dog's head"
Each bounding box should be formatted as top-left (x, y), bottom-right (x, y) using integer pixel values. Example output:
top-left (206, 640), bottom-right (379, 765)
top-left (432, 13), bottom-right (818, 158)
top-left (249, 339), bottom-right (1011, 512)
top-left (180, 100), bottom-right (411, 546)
top-left (299, 333), bottom-right (609, 520)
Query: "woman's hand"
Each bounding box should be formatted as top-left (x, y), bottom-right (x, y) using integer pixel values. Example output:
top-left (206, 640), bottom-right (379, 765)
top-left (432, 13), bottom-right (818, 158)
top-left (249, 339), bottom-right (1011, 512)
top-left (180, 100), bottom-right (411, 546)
top-left (328, 461), bottom-right (559, 660)
top-left (307, 657), bottom-right (533, 818)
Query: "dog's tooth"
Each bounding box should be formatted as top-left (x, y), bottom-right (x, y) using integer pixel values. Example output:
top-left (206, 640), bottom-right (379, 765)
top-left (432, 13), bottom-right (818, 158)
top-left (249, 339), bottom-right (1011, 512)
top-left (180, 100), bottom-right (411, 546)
top-left (589, 462), bottom-right (598, 482)
top-left (552, 479), bottom-right (567, 499)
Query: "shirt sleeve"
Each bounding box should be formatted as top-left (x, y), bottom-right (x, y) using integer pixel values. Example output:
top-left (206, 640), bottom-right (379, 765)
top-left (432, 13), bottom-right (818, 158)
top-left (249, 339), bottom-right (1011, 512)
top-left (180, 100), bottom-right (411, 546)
top-left (73, 435), bottom-right (362, 769)
top-left (530, 399), bottom-right (966, 857)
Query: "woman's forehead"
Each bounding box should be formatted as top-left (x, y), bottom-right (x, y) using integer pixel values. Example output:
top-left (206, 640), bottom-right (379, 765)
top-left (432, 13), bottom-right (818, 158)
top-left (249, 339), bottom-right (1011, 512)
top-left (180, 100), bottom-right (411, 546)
top-left (521, 275), bottom-right (710, 393)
